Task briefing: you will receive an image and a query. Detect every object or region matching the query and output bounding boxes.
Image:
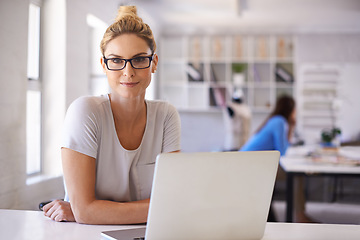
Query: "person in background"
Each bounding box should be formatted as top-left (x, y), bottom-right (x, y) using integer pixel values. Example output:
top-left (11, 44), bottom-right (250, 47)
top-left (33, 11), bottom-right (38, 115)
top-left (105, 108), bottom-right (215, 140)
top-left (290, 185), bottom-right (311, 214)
top-left (241, 95), bottom-right (296, 156)
top-left (241, 95), bottom-right (313, 223)
top-left (42, 5), bottom-right (181, 224)
top-left (223, 89), bottom-right (251, 151)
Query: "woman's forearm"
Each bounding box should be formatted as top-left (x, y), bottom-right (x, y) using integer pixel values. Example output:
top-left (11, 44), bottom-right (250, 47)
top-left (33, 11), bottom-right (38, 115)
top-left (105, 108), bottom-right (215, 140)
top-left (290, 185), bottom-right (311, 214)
top-left (73, 198), bottom-right (150, 225)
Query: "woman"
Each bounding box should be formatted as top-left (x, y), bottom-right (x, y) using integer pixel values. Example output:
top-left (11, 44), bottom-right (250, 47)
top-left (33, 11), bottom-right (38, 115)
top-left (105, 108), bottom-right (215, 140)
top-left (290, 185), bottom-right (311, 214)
top-left (241, 95), bottom-right (296, 156)
top-left (43, 6), bottom-right (181, 224)
top-left (241, 95), bottom-right (313, 223)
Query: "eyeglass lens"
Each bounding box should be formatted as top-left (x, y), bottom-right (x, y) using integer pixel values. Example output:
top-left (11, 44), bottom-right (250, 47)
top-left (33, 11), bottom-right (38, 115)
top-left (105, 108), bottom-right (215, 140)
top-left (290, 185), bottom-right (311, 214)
top-left (106, 56), bottom-right (151, 70)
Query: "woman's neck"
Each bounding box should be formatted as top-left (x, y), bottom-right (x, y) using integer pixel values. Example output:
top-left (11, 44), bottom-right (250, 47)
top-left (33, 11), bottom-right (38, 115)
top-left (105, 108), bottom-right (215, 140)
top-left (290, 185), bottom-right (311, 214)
top-left (108, 93), bottom-right (146, 124)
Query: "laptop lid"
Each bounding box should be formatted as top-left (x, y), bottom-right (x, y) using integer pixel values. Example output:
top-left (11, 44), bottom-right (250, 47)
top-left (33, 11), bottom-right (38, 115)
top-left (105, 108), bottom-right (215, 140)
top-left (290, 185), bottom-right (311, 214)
top-left (101, 227), bottom-right (146, 240)
top-left (145, 151), bottom-right (279, 240)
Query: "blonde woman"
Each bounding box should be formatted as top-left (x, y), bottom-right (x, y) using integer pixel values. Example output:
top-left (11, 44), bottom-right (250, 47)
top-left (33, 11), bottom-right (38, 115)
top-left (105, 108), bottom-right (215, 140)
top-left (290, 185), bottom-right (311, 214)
top-left (43, 6), bottom-right (181, 224)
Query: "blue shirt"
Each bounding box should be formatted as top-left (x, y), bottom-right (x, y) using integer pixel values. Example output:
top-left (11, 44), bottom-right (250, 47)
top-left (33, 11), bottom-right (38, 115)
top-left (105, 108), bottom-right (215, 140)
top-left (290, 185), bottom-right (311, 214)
top-left (240, 115), bottom-right (289, 156)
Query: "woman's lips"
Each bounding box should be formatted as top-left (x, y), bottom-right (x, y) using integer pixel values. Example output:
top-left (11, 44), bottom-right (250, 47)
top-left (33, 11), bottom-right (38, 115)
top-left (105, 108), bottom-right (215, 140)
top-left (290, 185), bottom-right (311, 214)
top-left (120, 82), bottom-right (139, 87)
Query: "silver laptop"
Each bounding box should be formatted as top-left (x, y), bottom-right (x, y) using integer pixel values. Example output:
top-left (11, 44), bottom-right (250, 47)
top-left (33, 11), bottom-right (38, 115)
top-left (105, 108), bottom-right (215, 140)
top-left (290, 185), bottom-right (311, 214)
top-left (102, 151), bottom-right (279, 240)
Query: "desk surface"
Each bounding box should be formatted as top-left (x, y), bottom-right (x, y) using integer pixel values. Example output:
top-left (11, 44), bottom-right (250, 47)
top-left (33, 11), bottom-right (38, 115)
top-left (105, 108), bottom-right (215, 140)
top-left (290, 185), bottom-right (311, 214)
top-left (281, 146), bottom-right (360, 174)
top-left (1, 209), bottom-right (360, 240)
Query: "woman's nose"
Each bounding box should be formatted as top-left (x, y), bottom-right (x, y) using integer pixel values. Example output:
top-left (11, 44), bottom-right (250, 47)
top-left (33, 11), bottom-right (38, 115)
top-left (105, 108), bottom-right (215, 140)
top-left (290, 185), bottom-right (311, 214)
top-left (122, 61), bottom-right (135, 77)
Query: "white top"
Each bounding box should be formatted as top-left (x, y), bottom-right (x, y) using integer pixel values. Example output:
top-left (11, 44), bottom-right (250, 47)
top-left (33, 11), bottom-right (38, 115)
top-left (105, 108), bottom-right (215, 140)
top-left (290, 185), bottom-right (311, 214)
top-left (2, 210), bottom-right (360, 240)
top-left (62, 95), bottom-right (181, 202)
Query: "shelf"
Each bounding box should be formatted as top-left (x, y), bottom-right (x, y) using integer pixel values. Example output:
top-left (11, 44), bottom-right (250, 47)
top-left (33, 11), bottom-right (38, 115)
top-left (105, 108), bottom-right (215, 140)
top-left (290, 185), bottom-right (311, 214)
top-left (275, 35), bottom-right (294, 60)
top-left (188, 86), bottom-right (208, 109)
top-left (276, 82), bottom-right (294, 88)
top-left (276, 88), bottom-right (293, 98)
top-left (159, 34), bottom-right (295, 111)
top-left (161, 85), bottom-right (187, 109)
top-left (210, 36), bottom-right (227, 60)
top-left (252, 63), bottom-right (272, 83)
top-left (297, 64), bottom-right (342, 144)
top-left (177, 107), bottom-right (222, 113)
top-left (231, 36), bottom-right (249, 61)
top-left (210, 63), bottom-right (227, 83)
top-left (188, 36), bottom-right (204, 61)
top-left (251, 83), bottom-right (272, 88)
top-left (161, 36), bottom-right (185, 59)
top-left (253, 35), bottom-right (271, 60)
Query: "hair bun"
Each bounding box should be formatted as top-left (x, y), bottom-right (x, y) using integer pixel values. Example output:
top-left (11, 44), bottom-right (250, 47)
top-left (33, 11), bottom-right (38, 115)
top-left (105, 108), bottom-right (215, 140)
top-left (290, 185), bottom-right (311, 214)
top-left (115, 5), bottom-right (137, 22)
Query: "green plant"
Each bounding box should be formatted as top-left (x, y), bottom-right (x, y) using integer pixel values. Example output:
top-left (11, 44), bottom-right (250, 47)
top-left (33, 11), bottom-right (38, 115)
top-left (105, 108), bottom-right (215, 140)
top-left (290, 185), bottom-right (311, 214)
top-left (321, 127), bottom-right (341, 143)
top-left (232, 63), bottom-right (246, 73)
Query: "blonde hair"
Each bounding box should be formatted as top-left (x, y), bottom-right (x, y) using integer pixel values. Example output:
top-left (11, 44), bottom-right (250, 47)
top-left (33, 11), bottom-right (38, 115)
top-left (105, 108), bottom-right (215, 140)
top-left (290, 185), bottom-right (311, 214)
top-left (100, 6), bottom-right (156, 56)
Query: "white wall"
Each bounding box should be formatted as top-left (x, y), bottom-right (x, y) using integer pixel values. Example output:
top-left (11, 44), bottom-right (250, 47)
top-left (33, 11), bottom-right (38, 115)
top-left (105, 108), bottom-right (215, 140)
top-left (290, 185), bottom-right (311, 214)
top-left (0, 0), bottom-right (65, 210)
top-left (41, 0), bottom-right (66, 176)
top-left (296, 33), bottom-right (360, 143)
top-left (338, 64), bottom-right (360, 141)
top-left (0, 0), bottom-right (123, 210)
top-left (0, 0), bottom-right (28, 209)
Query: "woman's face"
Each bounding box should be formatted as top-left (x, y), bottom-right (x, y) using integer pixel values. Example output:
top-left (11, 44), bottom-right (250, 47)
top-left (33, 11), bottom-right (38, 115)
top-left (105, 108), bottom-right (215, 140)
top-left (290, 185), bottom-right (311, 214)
top-left (101, 33), bottom-right (158, 99)
top-left (289, 108), bottom-right (296, 125)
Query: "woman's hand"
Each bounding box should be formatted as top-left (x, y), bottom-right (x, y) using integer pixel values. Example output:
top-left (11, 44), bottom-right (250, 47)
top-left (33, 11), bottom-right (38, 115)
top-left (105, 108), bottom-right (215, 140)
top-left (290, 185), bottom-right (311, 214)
top-left (43, 199), bottom-right (75, 222)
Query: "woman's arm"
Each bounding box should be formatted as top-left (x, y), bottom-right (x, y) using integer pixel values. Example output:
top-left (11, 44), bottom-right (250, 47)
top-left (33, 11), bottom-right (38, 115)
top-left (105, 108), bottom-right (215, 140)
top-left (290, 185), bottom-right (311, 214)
top-left (271, 117), bottom-right (290, 156)
top-left (44, 150), bottom-right (180, 223)
top-left (288, 114), bottom-right (296, 142)
top-left (43, 199), bottom-right (75, 222)
top-left (60, 148), bottom-right (149, 225)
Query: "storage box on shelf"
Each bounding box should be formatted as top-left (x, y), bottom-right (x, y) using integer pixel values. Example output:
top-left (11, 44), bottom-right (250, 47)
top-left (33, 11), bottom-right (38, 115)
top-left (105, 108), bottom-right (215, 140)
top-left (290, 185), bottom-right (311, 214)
top-left (159, 34), bottom-right (295, 113)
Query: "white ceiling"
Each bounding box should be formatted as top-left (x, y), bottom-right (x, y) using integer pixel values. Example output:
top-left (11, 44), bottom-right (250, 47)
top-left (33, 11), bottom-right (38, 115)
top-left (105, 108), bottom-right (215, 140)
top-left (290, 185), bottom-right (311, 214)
top-left (130, 0), bottom-right (360, 33)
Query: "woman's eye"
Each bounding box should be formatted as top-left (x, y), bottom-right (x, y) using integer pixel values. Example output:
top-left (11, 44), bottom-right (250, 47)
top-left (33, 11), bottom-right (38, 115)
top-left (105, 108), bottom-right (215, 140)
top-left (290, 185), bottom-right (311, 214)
top-left (112, 58), bottom-right (124, 64)
top-left (133, 57), bottom-right (146, 63)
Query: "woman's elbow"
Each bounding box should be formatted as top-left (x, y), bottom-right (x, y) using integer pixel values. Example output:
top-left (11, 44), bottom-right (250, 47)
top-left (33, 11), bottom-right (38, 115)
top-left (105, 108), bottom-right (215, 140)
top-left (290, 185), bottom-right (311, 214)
top-left (72, 204), bottom-right (96, 224)
top-left (73, 209), bottom-right (89, 224)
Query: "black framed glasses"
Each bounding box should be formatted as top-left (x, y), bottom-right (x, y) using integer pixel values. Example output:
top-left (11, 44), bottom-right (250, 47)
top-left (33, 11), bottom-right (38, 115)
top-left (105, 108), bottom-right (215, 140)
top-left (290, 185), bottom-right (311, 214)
top-left (103, 55), bottom-right (154, 71)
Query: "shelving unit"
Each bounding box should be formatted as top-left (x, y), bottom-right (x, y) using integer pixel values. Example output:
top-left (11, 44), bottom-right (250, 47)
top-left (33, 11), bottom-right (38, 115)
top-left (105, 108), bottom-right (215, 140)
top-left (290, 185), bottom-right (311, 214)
top-left (159, 34), bottom-right (295, 112)
top-left (297, 64), bottom-right (342, 144)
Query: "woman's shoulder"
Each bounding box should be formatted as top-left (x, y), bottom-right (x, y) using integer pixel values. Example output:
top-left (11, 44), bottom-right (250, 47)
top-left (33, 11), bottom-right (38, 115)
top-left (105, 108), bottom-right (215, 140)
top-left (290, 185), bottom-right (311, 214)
top-left (267, 115), bottom-right (287, 126)
top-left (269, 115), bottom-right (286, 122)
top-left (67, 95), bottom-right (110, 117)
top-left (69, 95), bottom-right (109, 110)
top-left (145, 100), bottom-right (177, 114)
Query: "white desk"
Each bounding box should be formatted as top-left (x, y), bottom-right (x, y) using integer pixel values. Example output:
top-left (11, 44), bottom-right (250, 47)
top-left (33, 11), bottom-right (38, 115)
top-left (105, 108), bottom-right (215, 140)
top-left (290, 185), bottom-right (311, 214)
top-left (1, 209), bottom-right (360, 240)
top-left (281, 146), bottom-right (360, 222)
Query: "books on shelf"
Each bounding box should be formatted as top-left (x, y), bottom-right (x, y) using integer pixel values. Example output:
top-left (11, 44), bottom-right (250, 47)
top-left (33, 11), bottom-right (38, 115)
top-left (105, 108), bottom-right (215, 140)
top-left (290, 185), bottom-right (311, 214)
top-left (275, 65), bottom-right (293, 83)
top-left (209, 87), bottom-right (226, 107)
top-left (253, 65), bottom-right (261, 83)
top-left (186, 63), bottom-right (203, 82)
top-left (209, 64), bottom-right (226, 107)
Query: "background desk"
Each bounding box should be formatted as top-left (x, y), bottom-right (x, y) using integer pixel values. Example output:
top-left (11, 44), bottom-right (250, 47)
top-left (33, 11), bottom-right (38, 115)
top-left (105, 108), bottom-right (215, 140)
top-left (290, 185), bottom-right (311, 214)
top-left (281, 146), bottom-right (360, 222)
top-left (1, 209), bottom-right (360, 240)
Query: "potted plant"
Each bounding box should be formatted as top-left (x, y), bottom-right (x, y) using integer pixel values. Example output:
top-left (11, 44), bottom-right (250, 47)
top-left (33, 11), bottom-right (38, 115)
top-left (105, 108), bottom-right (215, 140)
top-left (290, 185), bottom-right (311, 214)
top-left (232, 63), bottom-right (247, 87)
top-left (321, 127), bottom-right (341, 147)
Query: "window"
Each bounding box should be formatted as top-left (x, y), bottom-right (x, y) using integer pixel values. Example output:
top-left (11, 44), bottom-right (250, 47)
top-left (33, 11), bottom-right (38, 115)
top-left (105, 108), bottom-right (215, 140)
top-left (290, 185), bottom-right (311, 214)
top-left (87, 14), bottom-right (109, 96)
top-left (27, 3), bottom-right (42, 175)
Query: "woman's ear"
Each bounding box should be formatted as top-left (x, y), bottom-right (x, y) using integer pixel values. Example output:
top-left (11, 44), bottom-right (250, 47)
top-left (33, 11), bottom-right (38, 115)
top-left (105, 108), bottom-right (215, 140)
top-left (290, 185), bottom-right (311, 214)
top-left (100, 57), bottom-right (107, 73)
top-left (151, 54), bottom-right (159, 73)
